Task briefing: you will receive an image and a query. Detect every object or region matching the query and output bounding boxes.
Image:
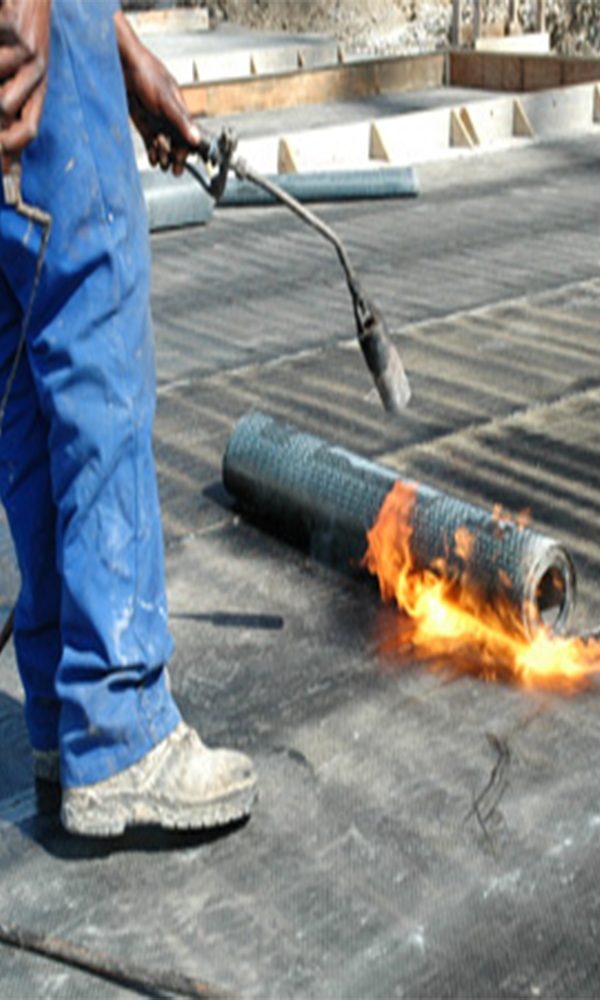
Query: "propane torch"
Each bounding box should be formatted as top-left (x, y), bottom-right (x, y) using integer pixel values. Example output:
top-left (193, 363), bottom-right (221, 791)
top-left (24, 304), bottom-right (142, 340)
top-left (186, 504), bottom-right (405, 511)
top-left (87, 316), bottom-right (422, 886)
top-left (186, 128), bottom-right (412, 416)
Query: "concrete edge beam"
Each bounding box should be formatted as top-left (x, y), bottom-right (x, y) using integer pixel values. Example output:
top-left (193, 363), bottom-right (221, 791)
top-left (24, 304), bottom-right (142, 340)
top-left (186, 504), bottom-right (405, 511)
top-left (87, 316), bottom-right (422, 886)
top-left (520, 81), bottom-right (600, 137)
top-left (137, 79), bottom-right (600, 190)
top-left (240, 82), bottom-right (600, 172)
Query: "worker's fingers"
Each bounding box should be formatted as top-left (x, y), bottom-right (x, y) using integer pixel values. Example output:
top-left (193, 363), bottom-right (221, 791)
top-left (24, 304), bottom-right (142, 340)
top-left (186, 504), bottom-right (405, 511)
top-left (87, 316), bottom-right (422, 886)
top-left (161, 83), bottom-right (201, 151)
top-left (127, 93), bottom-right (161, 169)
top-left (0, 73), bottom-right (47, 155)
top-left (0, 52), bottom-right (46, 123)
top-left (170, 142), bottom-right (189, 177)
top-left (128, 91), bottom-right (178, 173)
top-left (155, 87), bottom-right (201, 174)
top-left (154, 133), bottom-right (171, 171)
top-left (137, 121), bottom-right (157, 163)
top-left (0, 43), bottom-right (29, 82)
top-left (147, 131), bottom-right (189, 176)
top-left (0, 0), bottom-right (50, 154)
top-left (155, 137), bottom-right (193, 176)
top-left (0, 95), bottom-right (42, 154)
top-left (125, 60), bottom-right (201, 174)
top-left (0, 116), bottom-right (35, 154)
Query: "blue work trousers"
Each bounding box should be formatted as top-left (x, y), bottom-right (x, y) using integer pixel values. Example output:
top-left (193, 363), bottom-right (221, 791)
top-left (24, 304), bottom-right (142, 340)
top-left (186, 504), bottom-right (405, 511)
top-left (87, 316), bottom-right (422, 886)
top-left (0, 1), bottom-right (180, 786)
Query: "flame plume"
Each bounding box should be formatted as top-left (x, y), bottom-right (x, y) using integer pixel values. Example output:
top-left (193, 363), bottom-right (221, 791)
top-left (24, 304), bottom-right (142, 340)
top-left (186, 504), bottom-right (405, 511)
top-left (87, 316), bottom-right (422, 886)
top-left (364, 481), bottom-right (600, 689)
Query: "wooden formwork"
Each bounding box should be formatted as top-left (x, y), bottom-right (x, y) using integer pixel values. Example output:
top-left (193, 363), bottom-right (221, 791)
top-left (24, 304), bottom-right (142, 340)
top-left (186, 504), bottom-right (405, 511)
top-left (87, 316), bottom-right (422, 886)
top-left (181, 49), bottom-right (600, 121)
top-left (449, 50), bottom-right (600, 92)
top-left (182, 53), bottom-right (446, 117)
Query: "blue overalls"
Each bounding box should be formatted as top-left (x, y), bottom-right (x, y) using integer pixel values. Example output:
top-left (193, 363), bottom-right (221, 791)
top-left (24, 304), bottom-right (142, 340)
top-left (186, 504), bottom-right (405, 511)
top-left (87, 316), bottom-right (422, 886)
top-left (0, 0), bottom-right (181, 787)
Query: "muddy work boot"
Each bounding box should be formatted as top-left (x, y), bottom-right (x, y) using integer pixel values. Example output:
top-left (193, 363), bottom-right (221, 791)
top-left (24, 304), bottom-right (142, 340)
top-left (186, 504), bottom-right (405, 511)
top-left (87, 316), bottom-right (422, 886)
top-left (61, 722), bottom-right (257, 837)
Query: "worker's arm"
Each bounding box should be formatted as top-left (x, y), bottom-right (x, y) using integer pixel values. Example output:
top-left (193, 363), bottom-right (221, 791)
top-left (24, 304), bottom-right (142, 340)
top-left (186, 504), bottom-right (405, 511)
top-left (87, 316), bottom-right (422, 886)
top-left (113, 10), bottom-right (201, 176)
top-left (0, 0), bottom-right (51, 155)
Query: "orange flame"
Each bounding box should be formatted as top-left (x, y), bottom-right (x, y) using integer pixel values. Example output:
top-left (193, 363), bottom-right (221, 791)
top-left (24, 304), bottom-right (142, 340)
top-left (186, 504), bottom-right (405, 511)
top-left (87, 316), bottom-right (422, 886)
top-left (364, 481), bottom-right (600, 689)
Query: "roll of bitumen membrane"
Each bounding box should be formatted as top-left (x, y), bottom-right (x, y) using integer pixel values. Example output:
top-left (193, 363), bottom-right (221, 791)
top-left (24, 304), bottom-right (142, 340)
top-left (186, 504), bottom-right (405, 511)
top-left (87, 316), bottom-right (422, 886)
top-left (222, 412), bottom-right (576, 639)
top-left (141, 165), bottom-right (419, 231)
top-left (221, 166), bottom-right (420, 207)
top-left (141, 171), bottom-right (214, 231)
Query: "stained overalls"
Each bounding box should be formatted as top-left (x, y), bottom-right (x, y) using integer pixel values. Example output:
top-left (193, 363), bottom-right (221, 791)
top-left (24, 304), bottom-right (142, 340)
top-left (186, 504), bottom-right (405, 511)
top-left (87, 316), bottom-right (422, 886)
top-left (0, 0), bottom-right (181, 787)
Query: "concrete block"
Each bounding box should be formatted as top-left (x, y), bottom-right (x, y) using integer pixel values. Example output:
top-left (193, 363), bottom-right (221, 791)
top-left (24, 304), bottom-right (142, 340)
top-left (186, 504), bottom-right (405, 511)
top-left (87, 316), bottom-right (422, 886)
top-left (475, 31), bottom-right (551, 54)
top-left (296, 39), bottom-right (340, 70)
top-left (464, 97), bottom-right (513, 145)
top-left (521, 83), bottom-right (597, 138)
top-left (236, 136), bottom-right (282, 177)
top-left (127, 9), bottom-right (209, 36)
top-left (370, 109), bottom-right (453, 166)
top-left (250, 48), bottom-right (299, 77)
top-left (158, 55), bottom-right (198, 87)
top-left (277, 121), bottom-right (373, 173)
top-left (193, 50), bottom-right (252, 84)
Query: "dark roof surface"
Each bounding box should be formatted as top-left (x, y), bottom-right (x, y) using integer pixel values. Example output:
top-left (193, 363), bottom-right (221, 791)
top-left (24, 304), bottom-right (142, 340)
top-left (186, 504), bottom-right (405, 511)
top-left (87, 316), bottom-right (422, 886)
top-left (2, 99), bottom-right (600, 998)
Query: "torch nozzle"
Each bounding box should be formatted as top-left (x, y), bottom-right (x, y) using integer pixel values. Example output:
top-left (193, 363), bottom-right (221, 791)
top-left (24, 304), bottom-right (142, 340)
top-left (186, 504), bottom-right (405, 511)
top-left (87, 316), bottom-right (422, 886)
top-left (354, 291), bottom-right (411, 414)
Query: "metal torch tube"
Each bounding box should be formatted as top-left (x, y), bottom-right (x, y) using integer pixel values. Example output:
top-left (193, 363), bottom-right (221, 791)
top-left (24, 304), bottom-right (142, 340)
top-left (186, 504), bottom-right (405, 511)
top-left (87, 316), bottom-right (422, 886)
top-left (222, 412), bottom-right (576, 639)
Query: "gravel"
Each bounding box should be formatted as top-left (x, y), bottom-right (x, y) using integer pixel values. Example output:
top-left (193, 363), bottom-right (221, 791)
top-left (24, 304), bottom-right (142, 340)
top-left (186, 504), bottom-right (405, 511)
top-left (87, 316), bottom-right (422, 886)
top-left (124, 0), bottom-right (600, 59)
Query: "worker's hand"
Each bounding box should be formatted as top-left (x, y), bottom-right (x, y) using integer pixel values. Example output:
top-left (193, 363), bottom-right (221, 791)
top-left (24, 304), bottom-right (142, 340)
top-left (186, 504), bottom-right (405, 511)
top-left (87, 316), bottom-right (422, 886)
top-left (0, 0), bottom-right (51, 154)
top-left (114, 10), bottom-right (201, 176)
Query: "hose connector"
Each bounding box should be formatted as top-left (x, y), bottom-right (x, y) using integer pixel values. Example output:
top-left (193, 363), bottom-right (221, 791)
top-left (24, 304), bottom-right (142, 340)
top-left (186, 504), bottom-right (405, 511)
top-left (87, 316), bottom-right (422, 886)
top-left (1, 152), bottom-right (22, 208)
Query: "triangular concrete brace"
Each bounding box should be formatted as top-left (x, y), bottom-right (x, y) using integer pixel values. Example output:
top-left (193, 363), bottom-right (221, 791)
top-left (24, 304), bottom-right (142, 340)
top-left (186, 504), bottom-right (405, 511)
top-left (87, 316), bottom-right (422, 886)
top-left (513, 98), bottom-right (535, 138)
top-left (369, 122), bottom-right (391, 162)
top-left (278, 138), bottom-right (299, 174)
top-left (594, 84), bottom-right (600, 124)
top-left (451, 108), bottom-right (478, 148)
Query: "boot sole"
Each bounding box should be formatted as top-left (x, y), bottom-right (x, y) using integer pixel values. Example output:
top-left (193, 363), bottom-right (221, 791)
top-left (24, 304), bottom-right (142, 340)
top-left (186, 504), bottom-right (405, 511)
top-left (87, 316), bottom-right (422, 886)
top-left (61, 779), bottom-right (257, 837)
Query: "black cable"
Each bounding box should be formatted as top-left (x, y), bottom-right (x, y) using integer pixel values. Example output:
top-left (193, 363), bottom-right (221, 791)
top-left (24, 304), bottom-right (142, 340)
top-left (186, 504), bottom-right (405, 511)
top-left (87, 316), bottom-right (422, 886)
top-left (0, 199), bottom-right (52, 439)
top-left (0, 921), bottom-right (236, 1000)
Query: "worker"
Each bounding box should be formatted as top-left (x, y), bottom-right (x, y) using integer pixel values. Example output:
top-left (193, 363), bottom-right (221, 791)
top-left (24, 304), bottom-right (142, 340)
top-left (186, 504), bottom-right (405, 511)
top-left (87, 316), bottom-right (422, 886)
top-left (0, 0), bottom-right (257, 836)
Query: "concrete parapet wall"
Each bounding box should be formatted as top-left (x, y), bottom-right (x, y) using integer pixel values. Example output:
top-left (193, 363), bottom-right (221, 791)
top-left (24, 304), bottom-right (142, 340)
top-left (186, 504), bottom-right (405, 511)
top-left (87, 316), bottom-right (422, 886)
top-left (233, 81), bottom-right (600, 174)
